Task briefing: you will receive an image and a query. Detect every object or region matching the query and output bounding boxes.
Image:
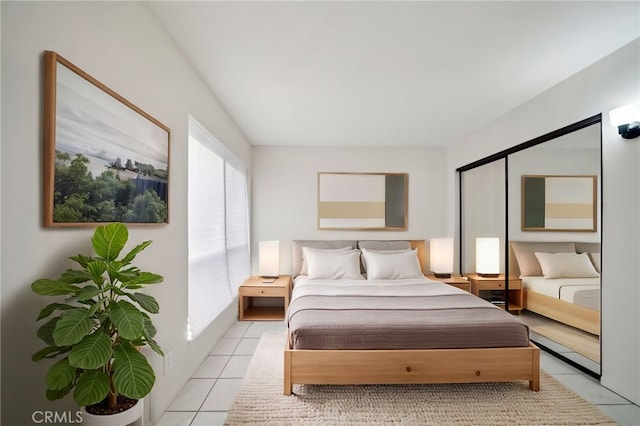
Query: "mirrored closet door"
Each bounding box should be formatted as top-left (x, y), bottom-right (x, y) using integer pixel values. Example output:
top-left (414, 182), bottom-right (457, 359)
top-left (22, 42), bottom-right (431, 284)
top-left (458, 115), bottom-right (602, 376)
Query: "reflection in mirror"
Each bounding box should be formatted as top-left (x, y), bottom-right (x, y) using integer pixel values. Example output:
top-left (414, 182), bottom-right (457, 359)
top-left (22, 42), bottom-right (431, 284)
top-left (461, 159), bottom-right (507, 305)
top-left (508, 121), bottom-right (601, 375)
top-left (458, 115), bottom-right (602, 376)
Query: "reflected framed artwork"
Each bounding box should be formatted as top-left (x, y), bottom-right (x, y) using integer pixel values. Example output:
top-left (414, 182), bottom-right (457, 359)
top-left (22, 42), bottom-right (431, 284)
top-left (522, 175), bottom-right (596, 232)
top-left (317, 172), bottom-right (408, 230)
top-left (44, 51), bottom-right (170, 227)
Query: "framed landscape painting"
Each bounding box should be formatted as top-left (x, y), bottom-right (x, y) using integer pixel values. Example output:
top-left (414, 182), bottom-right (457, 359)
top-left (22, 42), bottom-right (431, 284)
top-left (44, 51), bottom-right (170, 226)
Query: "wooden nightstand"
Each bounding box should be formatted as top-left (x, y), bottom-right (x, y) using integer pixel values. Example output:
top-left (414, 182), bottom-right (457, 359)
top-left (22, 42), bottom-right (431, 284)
top-left (425, 274), bottom-right (471, 293)
top-left (239, 275), bottom-right (292, 321)
top-left (466, 273), bottom-right (523, 314)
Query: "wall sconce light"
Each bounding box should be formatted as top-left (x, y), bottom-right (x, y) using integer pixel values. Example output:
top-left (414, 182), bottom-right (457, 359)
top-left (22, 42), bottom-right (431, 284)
top-left (430, 238), bottom-right (454, 278)
top-left (258, 241), bottom-right (280, 281)
top-left (609, 104), bottom-right (640, 139)
top-left (476, 237), bottom-right (500, 278)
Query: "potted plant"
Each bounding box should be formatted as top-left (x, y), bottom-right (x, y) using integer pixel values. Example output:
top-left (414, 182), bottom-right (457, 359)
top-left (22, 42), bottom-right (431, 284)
top-left (31, 223), bottom-right (163, 424)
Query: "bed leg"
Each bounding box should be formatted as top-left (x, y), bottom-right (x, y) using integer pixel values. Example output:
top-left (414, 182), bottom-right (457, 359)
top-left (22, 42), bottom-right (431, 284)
top-left (530, 346), bottom-right (540, 391)
top-left (284, 347), bottom-right (292, 395)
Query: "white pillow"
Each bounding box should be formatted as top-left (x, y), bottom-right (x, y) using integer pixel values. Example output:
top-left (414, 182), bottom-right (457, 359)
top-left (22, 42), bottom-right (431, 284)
top-left (305, 249), bottom-right (363, 280)
top-left (534, 252), bottom-right (600, 279)
top-left (360, 248), bottom-right (411, 272)
top-left (589, 252), bottom-right (601, 273)
top-left (363, 249), bottom-right (423, 280)
top-left (301, 246), bottom-right (352, 275)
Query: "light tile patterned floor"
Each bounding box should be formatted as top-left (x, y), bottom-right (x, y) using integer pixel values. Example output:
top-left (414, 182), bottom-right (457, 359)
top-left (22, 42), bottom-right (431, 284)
top-left (157, 320), bottom-right (640, 426)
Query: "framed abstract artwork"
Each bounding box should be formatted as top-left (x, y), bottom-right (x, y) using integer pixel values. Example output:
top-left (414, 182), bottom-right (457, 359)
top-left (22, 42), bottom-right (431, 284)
top-left (43, 51), bottom-right (170, 227)
top-left (317, 172), bottom-right (408, 230)
top-left (521, 175), bottom-right (597, 232)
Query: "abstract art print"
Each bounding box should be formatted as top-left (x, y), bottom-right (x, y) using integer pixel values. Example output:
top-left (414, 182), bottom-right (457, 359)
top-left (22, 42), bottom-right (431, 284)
top-left (317, 172), bottom-right (407, 230)
top-left (44, 51), bottom-right (170, 226)
top-left (522, 175), bottom-right (596, 232)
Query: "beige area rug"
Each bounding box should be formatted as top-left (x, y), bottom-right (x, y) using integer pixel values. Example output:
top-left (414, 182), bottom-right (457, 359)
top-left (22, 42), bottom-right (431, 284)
top-left (225, 332), bottom-right (615, 425)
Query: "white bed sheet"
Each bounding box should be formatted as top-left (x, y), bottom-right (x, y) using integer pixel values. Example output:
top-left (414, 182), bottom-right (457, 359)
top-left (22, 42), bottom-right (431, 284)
top-left (292, 275), bottom-right (466, 299)
top-left (521, 275), bottom-right (600, 304)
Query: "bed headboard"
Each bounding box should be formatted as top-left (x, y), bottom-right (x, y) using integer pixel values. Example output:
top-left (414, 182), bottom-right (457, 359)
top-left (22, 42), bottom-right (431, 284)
top-left (509, 241), bottom-right (601, 277)
top-left (291, 239), bottom-right (428, 276)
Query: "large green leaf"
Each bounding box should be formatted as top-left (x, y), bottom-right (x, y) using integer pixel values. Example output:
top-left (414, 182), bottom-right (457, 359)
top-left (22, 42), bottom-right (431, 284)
top-left (115, 266), bottom-right (139, 283)
top-left (109, 300), bottom-right (144, 340)
top-left (69, 254), bottom-right (94, 269)
top-left (37, 317), bottom-right (60, 346)
top-left (87, 298), bottom-right (107, 317)
top-left (73, 370), bottom-right (110, 407)
top-left (146, 338), bottom-right (164, 357)
top-left (121, 241), bottom-right (152, 265)
top-left (141, 313), bottom-right (157, 339)
top-left (128, 293), bottom-right (159, 314)
top-left (76, 285), bottom-right (101, 302)
top-left (60, 269), bottom-right (92, 284)
top-left (112, 342), bottom-right (155, 399)
top-left (31, 279), bottom-right (81, 296)
top-left (37, 303), bottom-right (75, 321)
top-left (52, 309), bottom-right (94, 346)
top-left (86, 261), bottom-right (107, 286)
top-left (32, 345), bottom-right (71, 361)
top-left (129, 272), bottom-right (163, 286)
top-left (68, 333), bottom-right (113, 369)
top-left (46, 357), bottom-right (76, 390)
top-left (47, 383), bottom-right (72, 401)
top-left (92, 223), bottom-right (128, 262)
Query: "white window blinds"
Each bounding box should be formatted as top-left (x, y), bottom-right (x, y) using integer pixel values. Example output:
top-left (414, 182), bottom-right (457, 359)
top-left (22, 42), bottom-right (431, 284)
top-left (225, 160), bottom-right (250, 298)
top-left (188, 117), bottom-right (250, 340)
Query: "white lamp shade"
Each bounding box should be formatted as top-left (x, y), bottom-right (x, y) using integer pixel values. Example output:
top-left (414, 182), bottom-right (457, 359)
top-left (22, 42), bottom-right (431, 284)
top-left (609, 104), bottom-right (640, 127)
top-left (259, 241), bottom-right (280, 277)
top-left (430, 238), bottom-right (453, 274)
top-left (476, 237), bottom-right (500, 275)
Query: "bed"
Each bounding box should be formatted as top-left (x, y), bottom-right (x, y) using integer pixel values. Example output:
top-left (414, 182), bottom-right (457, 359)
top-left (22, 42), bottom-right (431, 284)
top-left (283, 240), bottom-right (540, 395)
top-left (510, 241), bottom-right (601, 336)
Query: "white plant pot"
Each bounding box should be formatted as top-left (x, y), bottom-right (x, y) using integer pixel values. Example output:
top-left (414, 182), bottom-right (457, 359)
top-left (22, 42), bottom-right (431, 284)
top-left (81, 399), bottom-right (143, 426)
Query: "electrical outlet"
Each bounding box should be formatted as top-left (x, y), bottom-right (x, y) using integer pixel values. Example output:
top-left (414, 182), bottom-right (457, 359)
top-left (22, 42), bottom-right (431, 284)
top-left (164, 350), bottom-right (173, 374)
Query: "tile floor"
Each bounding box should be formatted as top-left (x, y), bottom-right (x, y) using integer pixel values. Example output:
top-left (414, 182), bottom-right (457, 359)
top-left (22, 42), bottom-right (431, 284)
top-left (157, 320), bottom-right (640, 426)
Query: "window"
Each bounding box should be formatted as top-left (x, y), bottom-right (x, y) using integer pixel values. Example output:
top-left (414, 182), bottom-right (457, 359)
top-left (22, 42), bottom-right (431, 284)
top-left (188, 117), bottom-right (250, 340)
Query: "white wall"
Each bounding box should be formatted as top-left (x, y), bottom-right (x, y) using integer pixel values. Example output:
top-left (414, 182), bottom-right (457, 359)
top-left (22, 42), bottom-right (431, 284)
top-left (1, 2), bottom-right (251, 424)
top-left (448, 38), bottom-right (640, 404)
top-left (252, 146), bottom-right (448, 274)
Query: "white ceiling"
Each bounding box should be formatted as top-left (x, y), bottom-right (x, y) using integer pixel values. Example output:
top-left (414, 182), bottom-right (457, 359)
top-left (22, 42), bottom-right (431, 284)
top-left (148, 1), bottom-right (640, 148)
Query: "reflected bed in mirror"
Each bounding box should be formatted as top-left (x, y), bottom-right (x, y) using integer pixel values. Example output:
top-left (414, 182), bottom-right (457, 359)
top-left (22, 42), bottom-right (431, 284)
top-left (317, 172), bottom-right (407, 230)
top-left (458, 114), bottom-right (602, 376)
top-left (510, 240), bottom-right (600, 336)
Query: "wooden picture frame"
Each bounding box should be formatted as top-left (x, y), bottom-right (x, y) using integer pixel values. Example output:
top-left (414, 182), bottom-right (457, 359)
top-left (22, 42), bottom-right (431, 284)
top-left (317, 172), bottom-right (408, 230)
top-left (521, 175), bottom-right (597, 232)
top-left (44, 51), bottom-right (170, 227)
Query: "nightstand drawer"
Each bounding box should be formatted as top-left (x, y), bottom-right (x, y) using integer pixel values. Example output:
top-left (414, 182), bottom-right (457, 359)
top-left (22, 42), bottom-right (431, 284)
top-left (240, 286), bottom-right (285, 297)
top-left (473, 280), bottom-right (505, 290)
top-left (472, 279), bottom-right (521, 291)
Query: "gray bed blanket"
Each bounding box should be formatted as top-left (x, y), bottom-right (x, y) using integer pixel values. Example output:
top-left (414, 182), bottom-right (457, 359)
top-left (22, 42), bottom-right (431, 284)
top-left (288, 277), bottom-right (530, 350)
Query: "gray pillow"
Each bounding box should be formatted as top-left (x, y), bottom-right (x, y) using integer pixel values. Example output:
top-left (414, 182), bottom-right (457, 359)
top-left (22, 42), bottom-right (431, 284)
top-left (574, 242), bottom-right (600, 254)
top-left (357, 240), bottom-right (412, 250)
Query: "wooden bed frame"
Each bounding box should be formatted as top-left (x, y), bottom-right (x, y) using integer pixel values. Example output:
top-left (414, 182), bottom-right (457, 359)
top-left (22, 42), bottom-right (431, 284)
top-left (509, 241), bottom-right (601, 337)
top-left (284, 338), bottom-right (540, 395)
top-left (524, 290), bottom-right (600, 336)
top-left (283, 239), bottom-right (541, 395)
